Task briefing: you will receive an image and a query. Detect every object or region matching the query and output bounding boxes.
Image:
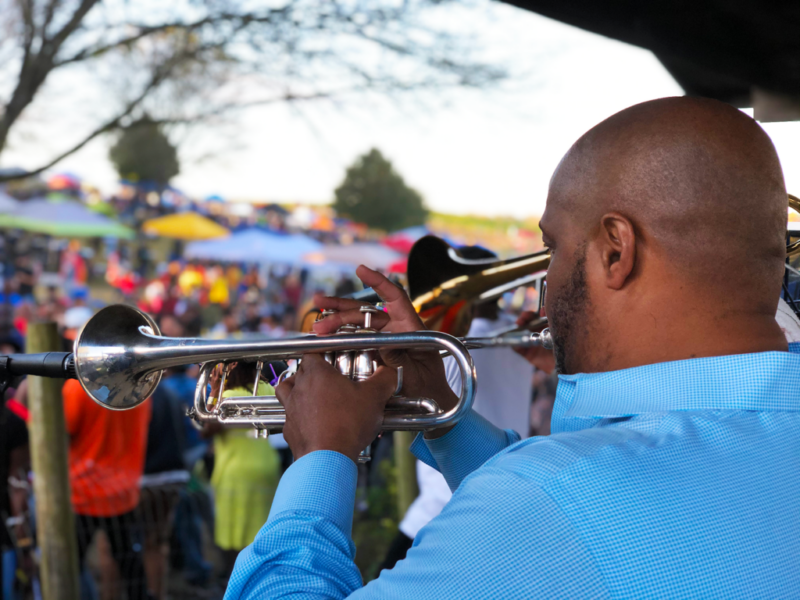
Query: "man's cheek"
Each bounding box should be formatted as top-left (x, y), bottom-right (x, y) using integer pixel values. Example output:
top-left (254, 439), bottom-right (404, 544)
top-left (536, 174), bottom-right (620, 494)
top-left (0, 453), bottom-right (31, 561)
top-left (543, 267), bottom-right (562, 317)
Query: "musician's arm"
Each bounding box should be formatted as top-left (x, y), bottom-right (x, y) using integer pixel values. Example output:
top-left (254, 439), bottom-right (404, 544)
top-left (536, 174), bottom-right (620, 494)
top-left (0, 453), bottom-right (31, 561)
top-left (225, 450), bottom-right (363, 599)
top-left (411, 411), bottom-right (519, 492)
top-left (408, 357), bottom-right (521, 492)
top-left (226, 453), bottom-right (603, 600)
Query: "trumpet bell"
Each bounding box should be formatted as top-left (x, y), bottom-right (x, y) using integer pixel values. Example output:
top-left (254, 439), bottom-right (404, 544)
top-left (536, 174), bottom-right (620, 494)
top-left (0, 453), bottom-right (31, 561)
top-left (74, 304), bottom-right (162, 410)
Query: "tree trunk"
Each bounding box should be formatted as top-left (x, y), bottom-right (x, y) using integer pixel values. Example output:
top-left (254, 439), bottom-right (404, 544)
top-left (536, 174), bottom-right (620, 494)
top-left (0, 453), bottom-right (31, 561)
top-left (393, 431), bottom-right (419, 519)
top-left (27, 322), bottom-right (80, 600)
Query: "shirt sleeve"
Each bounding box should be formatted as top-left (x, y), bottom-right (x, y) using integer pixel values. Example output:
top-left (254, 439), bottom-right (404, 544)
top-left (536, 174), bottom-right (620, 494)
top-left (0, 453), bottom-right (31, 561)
top-left (226, 458), bottom-right (607, 600)
top-left (225, 450), bottom-right (363, 600)
top-left (349, 466), bottom-right (607, 600)
top-left (416, 357), bottom-right (520, 492)
top-left (409, 409), bottom-right (520, 492)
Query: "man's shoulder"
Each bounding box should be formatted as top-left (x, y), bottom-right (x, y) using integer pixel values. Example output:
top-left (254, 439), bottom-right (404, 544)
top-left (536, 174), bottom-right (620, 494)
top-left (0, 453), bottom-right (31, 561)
top-left (479, 418), bottom-right (655, 488)
top-left (447, 410), bottom-right (800, 599)
top-left (480, 409), bottom-right (798, 494)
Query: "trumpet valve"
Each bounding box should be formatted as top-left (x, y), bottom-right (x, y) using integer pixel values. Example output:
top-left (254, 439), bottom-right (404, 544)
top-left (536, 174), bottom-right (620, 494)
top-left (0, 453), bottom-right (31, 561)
top-left (331, 323), bottom-right (358, 377)
top-left (352, 349), bottom-right (378, 381)
top-left (334, 351), bottom-right (355, 378)
top-left (359, 305), bottom-right (380, 330)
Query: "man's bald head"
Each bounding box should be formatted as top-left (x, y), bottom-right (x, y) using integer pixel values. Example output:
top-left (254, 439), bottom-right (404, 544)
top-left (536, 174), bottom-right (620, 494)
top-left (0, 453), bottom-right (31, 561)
top-left (542, 97), bottom-right (789, 373)
top-left (550, 97), bottom-right (786, 294)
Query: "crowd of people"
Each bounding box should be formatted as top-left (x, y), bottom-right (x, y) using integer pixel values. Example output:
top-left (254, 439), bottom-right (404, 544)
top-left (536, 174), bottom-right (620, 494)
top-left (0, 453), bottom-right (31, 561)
top-left (0, 240), bottom-right (554, 600)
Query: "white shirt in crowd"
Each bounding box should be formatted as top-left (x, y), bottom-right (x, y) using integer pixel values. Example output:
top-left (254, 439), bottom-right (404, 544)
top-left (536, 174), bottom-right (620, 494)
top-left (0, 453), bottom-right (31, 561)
top-left (776, 297), bottom-right (800, 342)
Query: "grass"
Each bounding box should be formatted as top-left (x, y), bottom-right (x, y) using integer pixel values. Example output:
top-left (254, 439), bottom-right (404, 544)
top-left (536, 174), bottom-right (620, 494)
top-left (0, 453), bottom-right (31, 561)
top-left (427, 212), bottom-right (543, 257)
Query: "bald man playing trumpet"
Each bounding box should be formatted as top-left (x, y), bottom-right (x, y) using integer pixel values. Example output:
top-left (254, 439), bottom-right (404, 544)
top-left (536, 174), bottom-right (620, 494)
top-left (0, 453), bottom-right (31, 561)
top-left (225, 98), bottom-right (800, 599)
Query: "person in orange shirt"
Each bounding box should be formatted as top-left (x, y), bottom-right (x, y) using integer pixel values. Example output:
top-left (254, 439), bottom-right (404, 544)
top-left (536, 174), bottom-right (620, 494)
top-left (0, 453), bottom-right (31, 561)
top-left (62, 379), bottom-right (152, 600)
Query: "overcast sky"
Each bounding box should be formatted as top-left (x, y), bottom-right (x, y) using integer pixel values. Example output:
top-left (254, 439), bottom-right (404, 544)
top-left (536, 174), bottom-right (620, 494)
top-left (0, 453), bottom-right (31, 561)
top-left (3, 1), bottom-right (799, 218)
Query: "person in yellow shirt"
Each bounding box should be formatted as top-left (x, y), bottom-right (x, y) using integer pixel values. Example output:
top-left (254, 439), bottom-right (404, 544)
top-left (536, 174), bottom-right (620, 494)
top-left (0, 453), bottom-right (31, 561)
top-left (177, 264), bottom-right (204, 297)
top-left (202, 363), bottom-right (281, 581)
top-left (208, 266), bottom-right (230, 305)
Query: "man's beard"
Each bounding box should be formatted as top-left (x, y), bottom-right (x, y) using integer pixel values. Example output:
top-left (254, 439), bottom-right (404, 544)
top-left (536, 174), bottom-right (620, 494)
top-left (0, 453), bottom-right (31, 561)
top-left (548, 244), bottom-right (590, 375)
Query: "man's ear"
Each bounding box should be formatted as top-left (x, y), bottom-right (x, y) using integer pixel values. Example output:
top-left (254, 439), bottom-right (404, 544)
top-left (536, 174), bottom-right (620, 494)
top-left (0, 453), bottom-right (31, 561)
top-left (599, 212), bottom-right (636, 290)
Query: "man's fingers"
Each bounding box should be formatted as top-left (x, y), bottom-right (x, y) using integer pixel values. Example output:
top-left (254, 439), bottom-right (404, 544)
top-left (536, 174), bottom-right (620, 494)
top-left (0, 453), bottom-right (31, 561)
top-left (355, 266), bottom-right (402, 300)
top-left (275, 375), bottom-right (296, 406)
top-left (312, 266), bottom-right (423, 335)
top-left (356, 266), bottom-right (421, 324)
top-left (301, 353), bottom-right (329, 368)
top-left (356, 265), bottom-right (409, 305)
top-left (314, 292), bottom-right (370, 312)
top-left (378, 347), bottom-right (411, 369)
top-left (360, 365), bottom-right (399, 404)
top-left (299, 353), bottom-right (344, 379)
top-left (313, 307), bottom-right (391, 334)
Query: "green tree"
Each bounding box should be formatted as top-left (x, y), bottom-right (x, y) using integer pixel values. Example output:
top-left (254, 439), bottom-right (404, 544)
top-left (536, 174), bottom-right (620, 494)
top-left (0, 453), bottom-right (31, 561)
top-left (109, 117), bottom-right (179, 186)
top-left (334, 149), bottom-right (428, 231)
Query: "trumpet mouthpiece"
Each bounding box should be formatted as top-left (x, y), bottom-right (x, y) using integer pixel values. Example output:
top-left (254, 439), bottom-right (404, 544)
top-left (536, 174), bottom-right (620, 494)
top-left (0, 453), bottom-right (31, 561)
top-left (538, 328), bottom-right (554, 350)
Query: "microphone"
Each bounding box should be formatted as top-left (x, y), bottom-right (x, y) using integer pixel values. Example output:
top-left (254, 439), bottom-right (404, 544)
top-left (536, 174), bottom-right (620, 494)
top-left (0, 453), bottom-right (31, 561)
top-left (0, 352), bottom-right (76, 380)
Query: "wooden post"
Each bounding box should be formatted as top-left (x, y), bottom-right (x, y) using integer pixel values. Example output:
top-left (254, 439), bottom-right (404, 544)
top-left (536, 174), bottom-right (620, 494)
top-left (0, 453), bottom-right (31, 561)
top-left (27, 322), bottom-right (80, 600)
top-left (393, 431), bottom-right (419, 519)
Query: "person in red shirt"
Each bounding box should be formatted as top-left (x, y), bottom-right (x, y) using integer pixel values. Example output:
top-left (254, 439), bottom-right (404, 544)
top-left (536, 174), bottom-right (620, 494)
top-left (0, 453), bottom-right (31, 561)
top-left (62, 379), bottom-right (152, 600)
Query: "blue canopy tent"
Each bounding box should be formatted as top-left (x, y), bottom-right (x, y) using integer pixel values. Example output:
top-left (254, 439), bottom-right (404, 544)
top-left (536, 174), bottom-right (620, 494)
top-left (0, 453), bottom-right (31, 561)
top-left (184, 228), bottom-right (322, 265)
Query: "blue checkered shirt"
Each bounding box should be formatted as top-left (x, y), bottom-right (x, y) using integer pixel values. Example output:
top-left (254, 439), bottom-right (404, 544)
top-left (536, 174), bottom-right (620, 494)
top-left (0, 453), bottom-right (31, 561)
top-left (225, 345), bottom-right (800, 599)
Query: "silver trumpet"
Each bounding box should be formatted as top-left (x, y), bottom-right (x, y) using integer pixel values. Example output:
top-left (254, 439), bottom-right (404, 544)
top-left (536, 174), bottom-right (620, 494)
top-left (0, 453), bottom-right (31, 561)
top-left (73, 304), bottom-right (552, 460)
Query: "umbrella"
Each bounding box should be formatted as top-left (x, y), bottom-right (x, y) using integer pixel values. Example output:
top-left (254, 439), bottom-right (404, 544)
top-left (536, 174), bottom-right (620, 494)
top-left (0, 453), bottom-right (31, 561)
top-left (388, 258), bottom-right (408, 274)
top-left (185, 228), bottom-right (322, 264)
top-left (142, 211), bottom-right (229, 240)
top-left (0, 197), bottom-right (134, 238)
top-left (48, 172), bottom-right (81, 191)
top-left (304, 243), bottom-right (404, 272)
top-left (382, 225), bottom-right (430, 254)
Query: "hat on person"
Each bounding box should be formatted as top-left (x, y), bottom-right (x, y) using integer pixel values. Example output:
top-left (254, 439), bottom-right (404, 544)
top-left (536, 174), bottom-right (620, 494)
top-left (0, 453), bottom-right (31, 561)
top-left (63, 306), bottom-right (93, 341)
top-left (0, 333), bottom-right (23, 354)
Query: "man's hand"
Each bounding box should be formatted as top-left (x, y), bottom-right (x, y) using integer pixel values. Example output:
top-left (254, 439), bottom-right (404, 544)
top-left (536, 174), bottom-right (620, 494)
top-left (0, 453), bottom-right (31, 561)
top-left (513, 310), bottom-right (556, 374)
top-left (313, 266), bottom-right (460, 438)
top-left (275, 354), bottom-right (396, 463)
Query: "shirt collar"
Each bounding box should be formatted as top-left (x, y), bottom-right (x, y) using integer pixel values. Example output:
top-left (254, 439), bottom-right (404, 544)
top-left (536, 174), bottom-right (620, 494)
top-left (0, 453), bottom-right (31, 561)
top-left (553, 343), bottom-right (800, 425)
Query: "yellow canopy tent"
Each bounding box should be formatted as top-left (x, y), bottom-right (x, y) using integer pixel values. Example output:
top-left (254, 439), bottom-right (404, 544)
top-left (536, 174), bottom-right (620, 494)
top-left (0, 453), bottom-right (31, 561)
top-left (141, 211), bottom-right (229, 240)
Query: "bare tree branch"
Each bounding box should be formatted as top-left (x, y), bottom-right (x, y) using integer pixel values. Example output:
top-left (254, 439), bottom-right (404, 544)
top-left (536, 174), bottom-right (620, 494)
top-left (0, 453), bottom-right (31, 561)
top-left (41, 0), bottom-right (63, 40)
top-left (0, 0), bottom-right (100, 154)
top-left (0, 0), bottom-right (507, 181)
top-left (0, 37), bottom-right (199, 182)
top-left (45, 0), bottom-right (98, 54)
top-left (54, 8), bottom-right (295, 67)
